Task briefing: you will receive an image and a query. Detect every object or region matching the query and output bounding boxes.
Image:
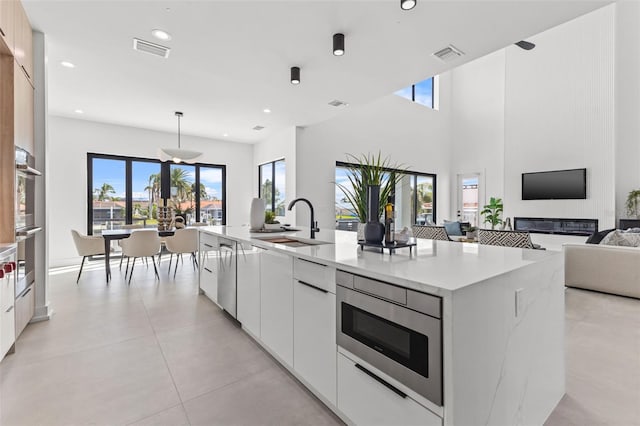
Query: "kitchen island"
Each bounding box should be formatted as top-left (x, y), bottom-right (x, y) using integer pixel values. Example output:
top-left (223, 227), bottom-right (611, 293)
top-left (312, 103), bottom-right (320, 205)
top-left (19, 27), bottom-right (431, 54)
top-left (198, 226), bottom-right (564, 426)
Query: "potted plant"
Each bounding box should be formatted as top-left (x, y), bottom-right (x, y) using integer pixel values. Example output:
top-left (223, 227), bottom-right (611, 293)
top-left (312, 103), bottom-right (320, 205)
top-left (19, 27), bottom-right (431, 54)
top-left (334, 152), bottom-right (405, 239)
top-left (481, 197), bottom-right (504, 230)
top-left (625, 189), bottom-right (640, 219)
top-left (466, 226), bottom-right (478, 239)
top-left (264, 210), bottom-right (281, 230)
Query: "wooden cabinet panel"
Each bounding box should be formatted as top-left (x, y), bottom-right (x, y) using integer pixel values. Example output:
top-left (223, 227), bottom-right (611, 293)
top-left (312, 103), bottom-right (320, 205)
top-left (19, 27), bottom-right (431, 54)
top-left (0, 0), bottom-right (15, 55)
top-left (14, 283), bottom-right (33, 337)
top-left (0, 56), bottom-right (15, 242)
top-left (293, 280), bottom-right (336, 404)
top-left (14, 61), bottom-right (33, 154)
top-left (260, 249), bottom-right (293, 366)
top-left (13, 1), bottom-right (31, 81)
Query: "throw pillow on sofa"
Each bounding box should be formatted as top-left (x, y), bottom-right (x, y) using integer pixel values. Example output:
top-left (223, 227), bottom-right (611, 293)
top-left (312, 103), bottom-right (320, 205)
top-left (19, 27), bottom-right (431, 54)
top-left (585, 228), bottom-right (615, 244)
top-left (599, 230), bottom-right (640, 247)
top-left (443, 221), bottom-right (463, 236)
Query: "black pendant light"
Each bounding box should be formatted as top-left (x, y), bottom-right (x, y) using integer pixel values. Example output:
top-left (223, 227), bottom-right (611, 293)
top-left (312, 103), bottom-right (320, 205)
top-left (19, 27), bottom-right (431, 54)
top-left (290, 66), bottom-right (300, 85)
top-left (333, 33), bottom-right (345, 56)
top-left (400, 0), bottom-right (416, 10)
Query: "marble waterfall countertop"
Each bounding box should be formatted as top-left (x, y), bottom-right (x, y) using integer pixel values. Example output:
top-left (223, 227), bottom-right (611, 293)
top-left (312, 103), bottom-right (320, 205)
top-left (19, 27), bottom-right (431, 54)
top-left (199, 226), bottom-right (559, 296)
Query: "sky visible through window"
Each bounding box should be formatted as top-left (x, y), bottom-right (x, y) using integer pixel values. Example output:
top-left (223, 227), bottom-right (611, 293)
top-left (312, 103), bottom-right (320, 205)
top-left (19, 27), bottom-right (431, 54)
top-left (394, 77), bottom-right (434, 108)
top-left (92, 159), bottom-right (223, 200)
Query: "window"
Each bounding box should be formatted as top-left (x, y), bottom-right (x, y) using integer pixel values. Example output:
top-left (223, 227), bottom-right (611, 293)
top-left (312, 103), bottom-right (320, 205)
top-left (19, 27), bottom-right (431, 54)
top-left (259, 159), bottom-right (286, 216)
top-left (394, 77), bottom-right (436, 109)
top-left (335, 162), bottom-right (436, 231)
top-left (88, 153), bottom-right (226, 234)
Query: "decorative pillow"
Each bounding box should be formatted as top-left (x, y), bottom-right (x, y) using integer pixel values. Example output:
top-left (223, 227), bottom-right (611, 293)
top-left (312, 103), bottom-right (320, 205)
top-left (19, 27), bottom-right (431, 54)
top-left (599, 230), bottom-right (640, 247)
top-left (622, 227), bottom-right (640, 233)
top-left (443, 221), bottom-right (463, 236)
top-left (585, 228), bottom-right (614, 244)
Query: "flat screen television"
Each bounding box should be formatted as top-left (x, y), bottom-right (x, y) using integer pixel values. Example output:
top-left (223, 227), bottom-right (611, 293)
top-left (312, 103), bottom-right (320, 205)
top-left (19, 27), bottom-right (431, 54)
top-left (522, 168), bottom-right (586, 200)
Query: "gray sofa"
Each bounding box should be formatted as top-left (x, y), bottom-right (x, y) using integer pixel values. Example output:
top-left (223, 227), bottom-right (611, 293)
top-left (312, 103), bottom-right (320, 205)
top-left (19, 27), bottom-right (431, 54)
top-left (564, 243), bottom-right (640, 299)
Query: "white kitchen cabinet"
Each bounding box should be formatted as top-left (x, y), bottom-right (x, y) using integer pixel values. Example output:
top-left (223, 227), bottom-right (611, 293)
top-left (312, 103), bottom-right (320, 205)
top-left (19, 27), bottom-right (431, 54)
top-left (260, 248), bottom-right (294, 366)
top-left (1, 262), bottom-right (16, 359)
top-left (293, 278), bottom-right (336, 405)
top-left (337, 352), bottom-right (442, 426)
top-left (199, 233), bottom-right (219, 304)
top-left (237, 244), bottom-right (262, 338)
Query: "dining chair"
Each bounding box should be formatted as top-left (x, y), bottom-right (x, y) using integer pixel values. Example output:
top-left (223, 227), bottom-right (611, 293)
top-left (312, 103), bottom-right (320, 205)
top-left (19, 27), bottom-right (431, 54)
top-left (411, 225), bottom-right (451, 241)
top-left (118, 224), bottom-right (144, 270)
top-left (120, 229), bottom-right (161, 284)
top-left (164, 228), bottom-right (199, 278)
top-left (71, 230), bottom-right (105, 283)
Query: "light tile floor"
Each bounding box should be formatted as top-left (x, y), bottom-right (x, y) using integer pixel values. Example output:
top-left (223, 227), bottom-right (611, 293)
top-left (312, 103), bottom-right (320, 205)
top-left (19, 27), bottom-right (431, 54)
top-left (0, 259), bottom-right (638, 425)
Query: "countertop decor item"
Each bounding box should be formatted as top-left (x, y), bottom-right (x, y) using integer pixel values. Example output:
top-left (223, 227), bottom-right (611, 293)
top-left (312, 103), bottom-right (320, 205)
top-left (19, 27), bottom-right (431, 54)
top-left (357, 238), bottom-right (417, 255)
top-left (250, 198), bottom-right (266, 230)
top-left (158, 112), bottom-right (203, 164)
top-left (364, 184), bottom-right (385, 244)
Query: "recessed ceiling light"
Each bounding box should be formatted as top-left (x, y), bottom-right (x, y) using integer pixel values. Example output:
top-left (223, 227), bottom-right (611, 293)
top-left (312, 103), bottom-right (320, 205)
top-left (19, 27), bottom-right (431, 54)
top-left (61, 61), bottom-right (75, 68)
top-left (74, 109), bottom-right (84, 114)
top-left (263, 108), bottom-right (271, 113)
top-left (401, 0), bottom-right (417, 10)
top-left (223, 133), bottom-right (228, 137)
top-left (151, 29), bottom-right (172, 41)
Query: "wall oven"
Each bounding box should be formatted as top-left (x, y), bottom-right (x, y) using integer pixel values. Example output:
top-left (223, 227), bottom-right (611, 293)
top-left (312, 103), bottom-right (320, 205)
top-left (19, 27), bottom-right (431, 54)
top-left (15, 148), bottom-right (41, 296)
top-left (336, 270), bottom-right (443, 406)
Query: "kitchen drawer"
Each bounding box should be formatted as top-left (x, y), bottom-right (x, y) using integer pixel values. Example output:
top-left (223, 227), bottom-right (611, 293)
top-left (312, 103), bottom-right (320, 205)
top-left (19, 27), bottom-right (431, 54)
top-left (1, 301), bottom-right (15, 358)
top-left (293, 258), bottom-right (336, 294)
top-left (15, 284), bottom-right (34, 337)
top-left (1, 274), bottom-right (15, 311)
top-left (199, 232), bottom-right (220, 249)
top-left (337, 352), bottom-right (442, 426)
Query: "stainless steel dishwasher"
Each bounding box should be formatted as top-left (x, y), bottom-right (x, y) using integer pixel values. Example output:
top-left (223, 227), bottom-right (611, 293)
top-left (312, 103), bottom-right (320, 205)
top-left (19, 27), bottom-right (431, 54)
top-left (217, 237), bottom-right (237, 318)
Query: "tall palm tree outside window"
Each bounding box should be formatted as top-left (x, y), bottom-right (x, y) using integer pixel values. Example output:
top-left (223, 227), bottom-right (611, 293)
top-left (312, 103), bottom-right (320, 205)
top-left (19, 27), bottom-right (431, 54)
top-left (87, 153), bottom-right (226, 234)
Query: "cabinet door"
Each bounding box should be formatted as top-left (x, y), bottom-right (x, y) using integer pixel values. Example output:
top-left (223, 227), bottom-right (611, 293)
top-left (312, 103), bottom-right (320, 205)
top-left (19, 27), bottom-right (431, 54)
top-left (294, 279), bottom-right (336, 404)
top-left (13, 1), bottom-right (32, 81)
top-left (337, 353), bottom-right (442, 426)
top-left (14, 284), bottom-right (33, 337)
top-left (199, 235), bottom-right (219, 304)
top-left (237, 244), bottom-right (261, 337)
top-left (14, 61), bottom-right (34, 154)
top-left (0, 0), bottom-right (15, 55)
top-left (260, 249), bottom-right (293, 366)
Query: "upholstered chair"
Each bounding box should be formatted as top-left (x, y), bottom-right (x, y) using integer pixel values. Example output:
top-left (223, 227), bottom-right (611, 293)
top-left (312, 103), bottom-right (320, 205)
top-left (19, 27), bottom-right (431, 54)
top-left (71, 230), bottom-right (105, 283)
top-left (164, 228), bottom-right (199, 278)
top-left (120, 229), bottom-right (161, 284)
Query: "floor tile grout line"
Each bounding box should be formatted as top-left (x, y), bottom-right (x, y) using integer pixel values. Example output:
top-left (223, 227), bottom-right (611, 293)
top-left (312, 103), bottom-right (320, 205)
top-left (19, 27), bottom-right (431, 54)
top-left (124, 402), bottom-right (190, 426)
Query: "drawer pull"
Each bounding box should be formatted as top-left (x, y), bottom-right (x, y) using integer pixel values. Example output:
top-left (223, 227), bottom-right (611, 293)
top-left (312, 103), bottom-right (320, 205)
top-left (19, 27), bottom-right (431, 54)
top-left (297, 280), bottom-right (328, 294)
top-left (6, 306), bottom-right (14, 313)
top-left (21, 288), bottom-right (32, 298)
top-left (355, 363), bottom-right (407, 399)
top-left (298, 258), bottom-right (326, 267)
top-left (203, 267), bottom-right (213, 273)
top-left (203, 243), bottom-right (214, 248)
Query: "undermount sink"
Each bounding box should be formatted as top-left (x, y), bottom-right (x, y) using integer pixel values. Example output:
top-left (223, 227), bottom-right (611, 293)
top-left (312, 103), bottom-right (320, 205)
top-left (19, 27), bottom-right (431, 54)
top-left (254, 236), bottom-right (331, 247)
top-left (250, 227), bottom-right (300, 233)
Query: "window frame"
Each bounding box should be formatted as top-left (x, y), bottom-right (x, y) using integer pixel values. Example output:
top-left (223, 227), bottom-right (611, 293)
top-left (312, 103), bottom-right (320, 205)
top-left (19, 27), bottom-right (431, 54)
top-left (258, 158), bottom-right (285, 214)
top-left (335, 161), bottom-right (437, 225)
top-left (87, 152), bottom-right (226, 234)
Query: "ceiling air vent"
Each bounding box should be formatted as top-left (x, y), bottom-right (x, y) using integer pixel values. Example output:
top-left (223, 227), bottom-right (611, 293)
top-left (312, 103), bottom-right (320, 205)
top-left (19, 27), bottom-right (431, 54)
top-left (328, 99), bottom-right (349, 108)
top-left (253, 125), bottom-right (265, 131)
top-left (433, 44), bottom-right (464, 62)
top-left (133, 38), bottom-right (171, 58)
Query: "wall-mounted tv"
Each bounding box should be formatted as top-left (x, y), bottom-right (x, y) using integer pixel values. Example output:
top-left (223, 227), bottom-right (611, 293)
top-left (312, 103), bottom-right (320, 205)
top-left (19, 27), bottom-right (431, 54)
top-left (522, 168), bottom-right (586, 200)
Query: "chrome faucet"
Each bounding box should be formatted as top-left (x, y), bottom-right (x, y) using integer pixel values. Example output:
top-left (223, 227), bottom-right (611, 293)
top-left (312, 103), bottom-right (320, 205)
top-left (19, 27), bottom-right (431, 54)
top-left (287, 198), bottom-right (320, 239)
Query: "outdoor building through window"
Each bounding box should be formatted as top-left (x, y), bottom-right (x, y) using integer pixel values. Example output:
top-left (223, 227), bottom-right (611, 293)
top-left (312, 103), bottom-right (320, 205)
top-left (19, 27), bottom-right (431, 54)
top-left (335, 162), bottom-right (436, 232)
top-left (394, 76), bottom-right (436, 109)
top-left (259, 159), bottom-right (286, 216)
top-left (88, 153), bottom-right (225, 235)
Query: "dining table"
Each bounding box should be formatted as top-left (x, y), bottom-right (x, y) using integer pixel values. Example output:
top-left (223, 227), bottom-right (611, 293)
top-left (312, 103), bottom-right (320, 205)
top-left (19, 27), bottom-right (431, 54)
top-left (101, 228), bottom-right (176, 282)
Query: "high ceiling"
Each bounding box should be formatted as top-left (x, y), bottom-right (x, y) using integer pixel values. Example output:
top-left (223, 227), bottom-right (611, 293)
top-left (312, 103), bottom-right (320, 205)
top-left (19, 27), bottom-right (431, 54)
top-left (24, 0), bottom-right (609, 143)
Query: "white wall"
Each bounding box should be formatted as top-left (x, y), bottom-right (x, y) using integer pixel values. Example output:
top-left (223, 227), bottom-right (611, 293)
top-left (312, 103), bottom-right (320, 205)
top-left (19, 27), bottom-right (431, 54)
top-left (252, 126), bottom-right (296, 225)
top-left (615, 0), bottom-right (640, 221)
top-left (47, 116), bottom-right (253, 266)
top-left (449, 5), bottom-right (616, 248)
top-left (295, 73), bottom-right (452, 233)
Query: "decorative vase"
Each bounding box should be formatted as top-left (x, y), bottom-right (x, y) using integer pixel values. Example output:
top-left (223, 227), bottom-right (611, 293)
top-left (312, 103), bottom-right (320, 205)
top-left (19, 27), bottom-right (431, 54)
top-left (357, 223), bottom-right (366, 241)
top-left (364, 185), bottom-right (385, 244)
top-left (250, 198), bottom-right (265, 230)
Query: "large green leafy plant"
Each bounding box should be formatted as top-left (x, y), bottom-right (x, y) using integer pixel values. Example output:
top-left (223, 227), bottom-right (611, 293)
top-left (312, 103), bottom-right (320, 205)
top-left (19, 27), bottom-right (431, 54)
top-left (626, 189), bottom-right (640, 218)
top-left (335, 152), bottom-right (405, 223)
top-left (481, 197), bottom-right (504, 230)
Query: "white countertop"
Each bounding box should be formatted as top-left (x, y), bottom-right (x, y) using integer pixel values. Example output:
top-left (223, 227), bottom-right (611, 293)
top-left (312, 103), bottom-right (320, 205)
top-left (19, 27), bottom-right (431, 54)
top-left (200, 226), bottom-right (559, 296)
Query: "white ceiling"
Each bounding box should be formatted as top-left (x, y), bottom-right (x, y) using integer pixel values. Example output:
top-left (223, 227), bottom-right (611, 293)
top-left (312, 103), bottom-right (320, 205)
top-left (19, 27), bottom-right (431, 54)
top-left (24, 0), bottom-right (609, 143)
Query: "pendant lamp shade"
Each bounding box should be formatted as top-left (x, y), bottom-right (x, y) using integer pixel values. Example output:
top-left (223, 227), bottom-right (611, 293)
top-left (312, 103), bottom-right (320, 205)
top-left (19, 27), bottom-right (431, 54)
top-left (158, 112), bottom-right (202, 164)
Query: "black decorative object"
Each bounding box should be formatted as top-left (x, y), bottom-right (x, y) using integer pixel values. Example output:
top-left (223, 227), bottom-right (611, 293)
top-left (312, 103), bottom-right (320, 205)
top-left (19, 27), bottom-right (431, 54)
top-left (358, 239), bottom-right (417, 255)
top-left (364, 185), bottom-right (385, 244)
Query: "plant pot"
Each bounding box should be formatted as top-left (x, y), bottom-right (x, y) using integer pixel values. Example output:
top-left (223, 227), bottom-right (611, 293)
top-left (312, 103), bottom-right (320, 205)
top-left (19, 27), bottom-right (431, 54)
top-left (365, 221), bottom-right (385, 244)
top-left (264, 223), bottom-right (282, 230)
top-left (466, 230), bottom-right (477, 239)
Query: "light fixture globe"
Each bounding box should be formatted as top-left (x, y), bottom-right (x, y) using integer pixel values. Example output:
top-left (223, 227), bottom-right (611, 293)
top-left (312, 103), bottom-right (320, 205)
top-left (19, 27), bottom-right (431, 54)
top-left (158, 112), bottom-right (203, 164)
top-left (401, 0), bottom-right (416, 10)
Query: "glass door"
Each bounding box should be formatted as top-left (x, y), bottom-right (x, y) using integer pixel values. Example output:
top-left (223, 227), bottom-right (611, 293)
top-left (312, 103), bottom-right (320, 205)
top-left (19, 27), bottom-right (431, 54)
top-left (457, 173), bottom-right (480, 227)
